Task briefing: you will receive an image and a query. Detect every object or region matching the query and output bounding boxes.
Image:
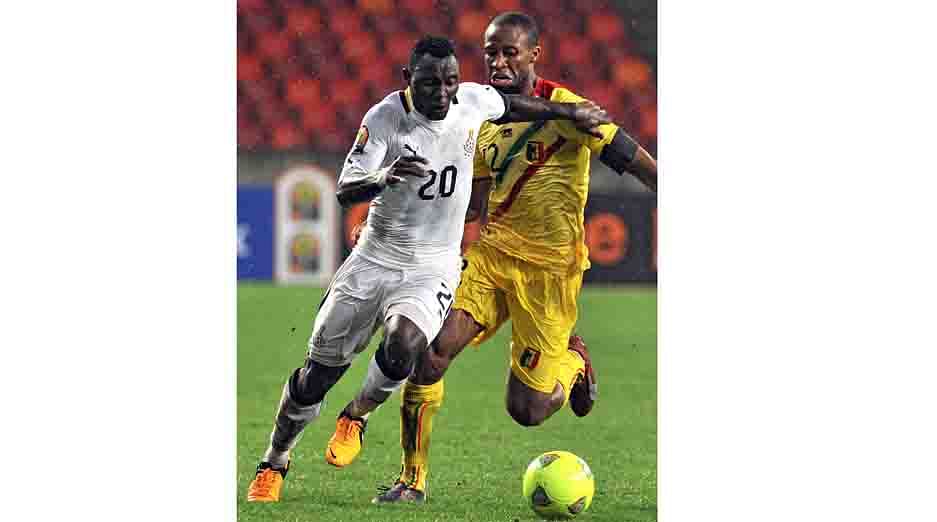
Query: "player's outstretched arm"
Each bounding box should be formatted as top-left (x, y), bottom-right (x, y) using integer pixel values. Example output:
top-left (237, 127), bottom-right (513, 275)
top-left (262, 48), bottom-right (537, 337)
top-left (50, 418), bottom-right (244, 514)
top-left (599, 130), bottom-right (657, 192)
top-left (499, 96), bottom-right (611, 137)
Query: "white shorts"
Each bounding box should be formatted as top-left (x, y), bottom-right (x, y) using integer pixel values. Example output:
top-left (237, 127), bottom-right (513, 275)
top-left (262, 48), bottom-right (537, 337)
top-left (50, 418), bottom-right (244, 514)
top-left (306, 251), bottom-right (461, 367)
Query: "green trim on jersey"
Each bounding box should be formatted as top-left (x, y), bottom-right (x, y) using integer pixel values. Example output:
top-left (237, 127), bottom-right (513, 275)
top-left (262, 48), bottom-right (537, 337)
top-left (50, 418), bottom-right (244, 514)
top-left (493, 120), bottom-right (547, 186)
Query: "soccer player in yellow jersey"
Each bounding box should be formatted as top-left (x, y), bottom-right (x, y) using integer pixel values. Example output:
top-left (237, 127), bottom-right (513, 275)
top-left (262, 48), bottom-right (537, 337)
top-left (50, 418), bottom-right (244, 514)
top-left (331, 12), bottom-right (657, 503)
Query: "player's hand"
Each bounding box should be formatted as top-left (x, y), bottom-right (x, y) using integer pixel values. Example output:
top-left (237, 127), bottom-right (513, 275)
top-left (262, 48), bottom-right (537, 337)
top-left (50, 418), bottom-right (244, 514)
top-left (571, 101), bottom-right (611, 139)
top-left (387, 155), bottom-right (430, 185)
top-left (351, 220), bottom-right (366, 246)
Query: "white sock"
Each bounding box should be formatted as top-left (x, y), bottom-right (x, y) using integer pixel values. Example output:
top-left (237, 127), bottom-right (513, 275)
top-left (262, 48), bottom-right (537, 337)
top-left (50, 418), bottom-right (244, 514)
top-left (359, 354), bottom-right (407, 406)
top-left (263, 446), bottom-right (291, 469)
top-left (359, 406), bottom-right (380, 422)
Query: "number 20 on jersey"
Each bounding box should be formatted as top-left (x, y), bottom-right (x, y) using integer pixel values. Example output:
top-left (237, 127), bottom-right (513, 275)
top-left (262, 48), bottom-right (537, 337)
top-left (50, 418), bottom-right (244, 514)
top-left (418, 166), bottom-right (458, 200)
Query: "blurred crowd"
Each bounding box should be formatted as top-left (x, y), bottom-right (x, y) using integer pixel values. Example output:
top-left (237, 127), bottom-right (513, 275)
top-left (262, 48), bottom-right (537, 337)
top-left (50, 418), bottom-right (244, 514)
top-left (237, 0), bottom-right (656, 156)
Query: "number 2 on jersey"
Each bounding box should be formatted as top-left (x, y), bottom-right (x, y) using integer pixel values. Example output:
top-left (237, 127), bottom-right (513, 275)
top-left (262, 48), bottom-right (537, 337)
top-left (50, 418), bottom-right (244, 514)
top-left (418, 165), bottom-right (458, 200)
top-left (436, 281), bottom-right (453, 319)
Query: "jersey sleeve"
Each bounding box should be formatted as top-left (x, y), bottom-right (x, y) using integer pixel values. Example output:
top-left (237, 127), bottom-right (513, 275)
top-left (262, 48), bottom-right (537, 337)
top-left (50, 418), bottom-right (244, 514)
top-left (473, 123), bottom-right (493, 180)
top-left (551, 87), bottom-right (619, 153)
top-left (338, 102), bottom-right (395, 184)
top-left (458, 82), bottom-right (507, 123)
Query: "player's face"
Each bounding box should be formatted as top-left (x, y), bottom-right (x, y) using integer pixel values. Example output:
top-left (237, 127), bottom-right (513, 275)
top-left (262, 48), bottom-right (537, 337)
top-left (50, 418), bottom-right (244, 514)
top-left (406, 54), bottom-right (460, 121)
top-left (483, 23), bottom-right (540, 95)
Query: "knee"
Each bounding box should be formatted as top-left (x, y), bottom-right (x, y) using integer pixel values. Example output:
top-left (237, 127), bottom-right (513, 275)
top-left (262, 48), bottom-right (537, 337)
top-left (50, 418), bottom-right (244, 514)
top-left (506, 397), bottom-right (549, 427)
top-left (383, 329), bottom-right (419, 364)
top-left (292, 361), bottom-right (349, 405)
top-left (379, 318), bottom-right (427, 380)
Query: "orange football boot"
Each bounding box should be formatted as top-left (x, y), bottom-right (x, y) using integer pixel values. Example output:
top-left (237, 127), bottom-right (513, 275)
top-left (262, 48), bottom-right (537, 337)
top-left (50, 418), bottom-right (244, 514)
top-left (246, 461), bottom-right (289, 502)
top-left (325, 411), bottom-right (367, 467)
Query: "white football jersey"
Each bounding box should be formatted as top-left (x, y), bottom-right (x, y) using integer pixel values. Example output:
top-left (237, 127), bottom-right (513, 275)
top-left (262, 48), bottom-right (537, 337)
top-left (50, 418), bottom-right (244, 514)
top-left (341, 82), bottom-right (507, 270)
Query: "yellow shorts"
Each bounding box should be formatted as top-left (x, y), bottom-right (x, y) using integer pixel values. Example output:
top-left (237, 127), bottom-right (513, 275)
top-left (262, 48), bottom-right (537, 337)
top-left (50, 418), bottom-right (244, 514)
top-left (454, 240), bottom-right (583, 393)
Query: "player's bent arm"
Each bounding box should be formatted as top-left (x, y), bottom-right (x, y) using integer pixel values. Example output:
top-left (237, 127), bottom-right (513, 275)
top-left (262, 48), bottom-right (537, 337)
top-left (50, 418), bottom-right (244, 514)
top-left (336, 161), bottom-right (392, 208)
top-left (337, 155), bottom-right (430, 207)
top-left (465, 177), bottom-right (492, 223)
top-left (599, 130), bottom-right (658, 192)
top-left (336, 101), bottom-right (400, 207)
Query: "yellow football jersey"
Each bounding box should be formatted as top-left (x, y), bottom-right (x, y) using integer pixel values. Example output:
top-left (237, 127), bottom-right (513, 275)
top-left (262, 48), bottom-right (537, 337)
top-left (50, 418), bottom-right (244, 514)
top-left (473, 78), bottom-right (619, 273)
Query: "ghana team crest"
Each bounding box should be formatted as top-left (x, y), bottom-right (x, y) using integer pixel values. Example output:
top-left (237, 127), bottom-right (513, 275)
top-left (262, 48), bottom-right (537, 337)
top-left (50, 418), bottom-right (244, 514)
top-left (464, 128), bottom-right (475, 158)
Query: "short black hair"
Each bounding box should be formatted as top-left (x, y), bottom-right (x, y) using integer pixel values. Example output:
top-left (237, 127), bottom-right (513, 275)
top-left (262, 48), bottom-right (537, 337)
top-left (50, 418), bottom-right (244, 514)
top-left (409, 35), bottom-right (457, 69)
top-left (489, 11), bottom-right (540, 47)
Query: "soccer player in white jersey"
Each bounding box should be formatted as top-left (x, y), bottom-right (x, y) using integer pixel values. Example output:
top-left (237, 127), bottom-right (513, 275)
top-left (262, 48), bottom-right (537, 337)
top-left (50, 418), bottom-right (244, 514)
top-left (246, 36), bottom-right (610, 503)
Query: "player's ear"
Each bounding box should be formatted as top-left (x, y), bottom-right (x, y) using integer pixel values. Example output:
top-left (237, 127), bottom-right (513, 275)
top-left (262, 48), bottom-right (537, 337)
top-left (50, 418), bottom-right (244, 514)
top-left (530, 44), bottom-right (541, 64)
top-left (402, 67), bottom-right (411, 84)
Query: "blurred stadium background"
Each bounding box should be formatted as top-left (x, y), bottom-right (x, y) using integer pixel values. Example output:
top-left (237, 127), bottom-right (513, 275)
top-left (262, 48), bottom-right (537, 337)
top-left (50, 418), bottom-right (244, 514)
top-left (237, 0), bottom-right (656, 285)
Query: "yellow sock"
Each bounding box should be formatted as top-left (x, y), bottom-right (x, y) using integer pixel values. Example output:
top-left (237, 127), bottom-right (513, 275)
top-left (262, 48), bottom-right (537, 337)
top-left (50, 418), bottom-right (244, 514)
top-left (555, 349), bottom-right (586, 406)
top-left (399, 379), bottom-right (444, 491)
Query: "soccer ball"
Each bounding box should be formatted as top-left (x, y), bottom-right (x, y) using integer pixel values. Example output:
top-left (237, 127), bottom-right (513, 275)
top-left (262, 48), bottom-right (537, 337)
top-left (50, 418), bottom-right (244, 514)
top-left (522, 451), bottom-right (595, 520)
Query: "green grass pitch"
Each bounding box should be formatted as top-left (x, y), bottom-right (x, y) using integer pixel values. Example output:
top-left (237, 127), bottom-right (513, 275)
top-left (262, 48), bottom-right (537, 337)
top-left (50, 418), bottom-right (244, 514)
top-left (238, 283), bottom-right (657, 522)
